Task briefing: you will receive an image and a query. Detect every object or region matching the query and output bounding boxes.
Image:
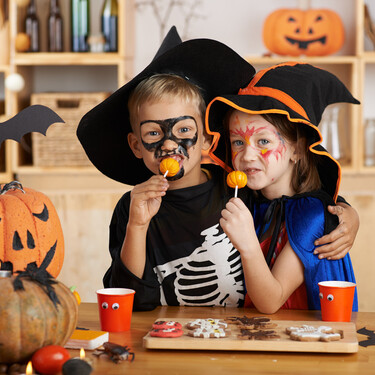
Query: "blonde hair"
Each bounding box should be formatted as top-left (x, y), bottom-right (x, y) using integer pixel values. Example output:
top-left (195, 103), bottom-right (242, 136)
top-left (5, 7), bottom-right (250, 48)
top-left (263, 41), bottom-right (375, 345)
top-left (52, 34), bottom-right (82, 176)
top-left (128, 74), bottom-right (206, 132)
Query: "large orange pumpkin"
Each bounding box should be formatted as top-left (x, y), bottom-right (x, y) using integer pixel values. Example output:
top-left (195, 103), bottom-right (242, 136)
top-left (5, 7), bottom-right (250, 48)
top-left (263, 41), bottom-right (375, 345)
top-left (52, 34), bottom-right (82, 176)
top-left (0, 270), bottom-right (78, 364)
top-left (263, 8), bottom-right (345, 56)
top-left (0, 181), bottom-right (64, 277)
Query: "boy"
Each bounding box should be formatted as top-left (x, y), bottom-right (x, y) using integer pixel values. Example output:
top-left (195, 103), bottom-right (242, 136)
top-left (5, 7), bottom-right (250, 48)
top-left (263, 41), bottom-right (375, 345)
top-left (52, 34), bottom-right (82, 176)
top-left (77, 28), bottom-right (359, 311)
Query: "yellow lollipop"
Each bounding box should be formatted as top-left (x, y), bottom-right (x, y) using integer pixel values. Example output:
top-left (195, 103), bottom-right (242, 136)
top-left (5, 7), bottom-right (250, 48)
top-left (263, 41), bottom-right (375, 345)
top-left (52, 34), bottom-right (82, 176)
top-left (227, 171), bottom-right (247, 197)
top-left (160, 158), bottom-right (180, 177)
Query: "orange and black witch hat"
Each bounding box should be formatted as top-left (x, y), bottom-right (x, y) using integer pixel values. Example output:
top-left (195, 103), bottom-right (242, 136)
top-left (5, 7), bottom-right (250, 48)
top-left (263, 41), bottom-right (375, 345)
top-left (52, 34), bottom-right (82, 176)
top-left (206, 62), bottom-right (360, 201)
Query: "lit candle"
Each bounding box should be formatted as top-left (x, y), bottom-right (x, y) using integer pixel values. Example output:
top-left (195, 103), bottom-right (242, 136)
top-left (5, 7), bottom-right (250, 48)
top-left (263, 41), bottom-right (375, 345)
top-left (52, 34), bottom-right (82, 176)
top-left (26, 361), bottom-right (33, 375)
top-left (79, 348), bottom-right (93, 366)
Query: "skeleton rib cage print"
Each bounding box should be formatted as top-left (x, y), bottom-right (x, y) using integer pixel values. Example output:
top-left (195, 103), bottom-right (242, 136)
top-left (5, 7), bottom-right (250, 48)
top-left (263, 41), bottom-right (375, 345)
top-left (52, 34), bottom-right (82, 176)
top-left (154, 224), bottom-right (245, 306)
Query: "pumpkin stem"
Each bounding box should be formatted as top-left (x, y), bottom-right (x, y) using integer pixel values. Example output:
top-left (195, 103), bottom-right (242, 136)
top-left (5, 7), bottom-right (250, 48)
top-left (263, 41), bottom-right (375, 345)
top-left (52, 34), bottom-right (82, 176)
top-left (0, 181), bottom-right (26, 195)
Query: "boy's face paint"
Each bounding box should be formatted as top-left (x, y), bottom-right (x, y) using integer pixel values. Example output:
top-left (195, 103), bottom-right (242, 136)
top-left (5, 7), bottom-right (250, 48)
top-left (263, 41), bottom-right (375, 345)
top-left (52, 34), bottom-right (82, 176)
top-left (140, 116), bottom-right (198, 180)
top-left (132, 97), bottom-right (208, 188)
top-left (140, 116), bottom-right (198, 157)
top-left (228, 111), bottom-right (296, 199)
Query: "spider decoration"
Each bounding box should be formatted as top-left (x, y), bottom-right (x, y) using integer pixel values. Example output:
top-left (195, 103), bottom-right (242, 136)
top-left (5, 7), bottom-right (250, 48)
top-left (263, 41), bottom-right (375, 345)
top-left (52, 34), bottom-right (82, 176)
top-left (93, 342), bottom-right (135, 363)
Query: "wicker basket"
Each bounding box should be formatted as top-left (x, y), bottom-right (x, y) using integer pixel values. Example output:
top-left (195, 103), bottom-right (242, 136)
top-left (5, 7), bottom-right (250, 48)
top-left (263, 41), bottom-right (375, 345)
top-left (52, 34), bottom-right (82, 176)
top-left (31, 92), bottom-right (109, 167)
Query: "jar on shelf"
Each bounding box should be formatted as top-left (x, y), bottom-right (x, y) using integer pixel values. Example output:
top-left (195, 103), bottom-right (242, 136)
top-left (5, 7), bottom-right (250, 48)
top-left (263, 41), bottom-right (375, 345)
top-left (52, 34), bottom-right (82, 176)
top-left (320, 105), bottom-right (348, 163)
top-left (364, 119), bottom-right (375, 167)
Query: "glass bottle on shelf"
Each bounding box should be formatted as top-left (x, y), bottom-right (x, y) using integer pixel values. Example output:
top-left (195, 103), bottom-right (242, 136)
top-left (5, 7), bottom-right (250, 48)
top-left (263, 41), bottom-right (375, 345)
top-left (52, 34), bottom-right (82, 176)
top-left (101, 0), bottom-right (118, 52)
top-left (71, 0), bottom-right (90, 52)
top-left (25, 0), bottom-right (40, 52)
top-left (48, 0), bottom-right (63, 52)
top-left (320, 105), bottom-right (348, 164)
top-left (364, 119), bottom-right (375, 166)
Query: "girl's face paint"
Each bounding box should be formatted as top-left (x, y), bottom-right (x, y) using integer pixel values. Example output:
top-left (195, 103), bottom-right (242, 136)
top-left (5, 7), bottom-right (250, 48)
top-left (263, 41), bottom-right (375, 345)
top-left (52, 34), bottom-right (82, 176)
top-left (228, 111), bottom-right (296, 199)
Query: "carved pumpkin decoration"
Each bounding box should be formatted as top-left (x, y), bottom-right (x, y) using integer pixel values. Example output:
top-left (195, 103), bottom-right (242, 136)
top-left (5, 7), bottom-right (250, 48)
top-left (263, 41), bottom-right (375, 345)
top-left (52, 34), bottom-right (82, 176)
top-left (263, 8), bottom-right (345, 56)
top-left (227, 171), bottom-right (248, 189)
top-left (0, 269), bottom-right (78, 364)
top-left (0, 181), bottom-right (64, 277)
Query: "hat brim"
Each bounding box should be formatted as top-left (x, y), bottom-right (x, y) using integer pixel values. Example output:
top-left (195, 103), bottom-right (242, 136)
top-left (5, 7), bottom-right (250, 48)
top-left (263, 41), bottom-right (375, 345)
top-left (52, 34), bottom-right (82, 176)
top-left (77, 38), bottom-right (255, 185)
top-left (206, 95), bottom-right (341, 200)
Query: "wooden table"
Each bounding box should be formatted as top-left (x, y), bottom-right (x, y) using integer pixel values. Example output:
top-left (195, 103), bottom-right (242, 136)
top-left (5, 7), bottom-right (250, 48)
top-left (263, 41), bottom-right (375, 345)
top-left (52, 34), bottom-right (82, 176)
top-left (69, 303), bottom-right (375, 375)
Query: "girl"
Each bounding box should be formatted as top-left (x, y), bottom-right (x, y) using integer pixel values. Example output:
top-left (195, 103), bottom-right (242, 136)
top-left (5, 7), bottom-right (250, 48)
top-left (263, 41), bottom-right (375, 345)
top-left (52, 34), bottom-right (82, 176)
top-left (205, 62), bottom-right (359, 314)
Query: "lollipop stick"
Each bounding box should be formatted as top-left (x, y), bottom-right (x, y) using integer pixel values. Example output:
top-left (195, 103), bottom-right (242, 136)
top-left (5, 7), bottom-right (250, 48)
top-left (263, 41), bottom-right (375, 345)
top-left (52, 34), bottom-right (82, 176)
top-left (163, 170), bottom-right (169, 178)
top-left (234, 185), bottom-right (238, 198)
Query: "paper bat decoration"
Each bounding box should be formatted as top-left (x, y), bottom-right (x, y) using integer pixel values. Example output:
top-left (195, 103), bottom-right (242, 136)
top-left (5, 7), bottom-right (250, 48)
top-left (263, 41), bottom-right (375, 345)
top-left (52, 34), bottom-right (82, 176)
top-left (357, 327), bottom-right (375, 347)
top-left (0, 105), bottom-right (64, 147)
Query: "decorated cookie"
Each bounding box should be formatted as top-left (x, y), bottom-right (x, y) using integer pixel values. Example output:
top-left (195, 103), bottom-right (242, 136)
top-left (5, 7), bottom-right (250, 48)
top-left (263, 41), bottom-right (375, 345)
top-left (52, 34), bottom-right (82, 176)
top-left (286, 325), bottom-right (343, 342)
top-left (188, 327), bottom-right (228, 339)
top-left (149, 328), bottom-right (184, 338)
top-left (225, 316), bottom-right (277, 329)
top-left (152, 320), bottom-right (182, 330)
top-left (186, 318), bottom-right (228, 330)
top-left (238, 329), bottom-right (280, 340)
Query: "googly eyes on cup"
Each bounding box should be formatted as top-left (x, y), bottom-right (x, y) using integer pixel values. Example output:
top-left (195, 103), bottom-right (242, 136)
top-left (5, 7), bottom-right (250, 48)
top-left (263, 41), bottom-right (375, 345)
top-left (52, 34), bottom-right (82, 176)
top-left (319, 293), bottom-right (334, 302)
top-left (101, 302), bottom-right (120, 310)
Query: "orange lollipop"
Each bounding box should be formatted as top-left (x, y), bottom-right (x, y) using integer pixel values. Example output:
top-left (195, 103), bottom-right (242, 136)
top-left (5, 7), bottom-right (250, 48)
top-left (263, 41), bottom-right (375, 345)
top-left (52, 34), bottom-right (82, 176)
top-left (160, 158), bottom-right (180, 177)
top-left (227, 171), bottom-right (247, 197)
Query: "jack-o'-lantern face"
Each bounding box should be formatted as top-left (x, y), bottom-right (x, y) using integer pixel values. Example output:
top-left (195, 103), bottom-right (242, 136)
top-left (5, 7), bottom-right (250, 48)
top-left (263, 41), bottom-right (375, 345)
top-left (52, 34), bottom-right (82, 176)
top-left (263, 9), bottom-right (345, 56)
top-left (0, 182), bottom-right (64, 277)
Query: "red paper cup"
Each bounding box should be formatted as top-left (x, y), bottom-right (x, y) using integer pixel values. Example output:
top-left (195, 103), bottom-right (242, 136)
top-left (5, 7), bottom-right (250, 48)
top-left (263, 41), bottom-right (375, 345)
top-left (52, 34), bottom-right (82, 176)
top-left (318, 281), bottom-right (356, 322)
top-left (96, 288), bottom-right (135, 332)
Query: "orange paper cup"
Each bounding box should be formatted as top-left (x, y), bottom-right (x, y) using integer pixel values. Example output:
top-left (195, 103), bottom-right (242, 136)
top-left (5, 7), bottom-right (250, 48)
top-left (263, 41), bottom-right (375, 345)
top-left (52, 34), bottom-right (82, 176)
top-left (318, 281), bottom-right (356, 322)
top-left (96, 288), bottom-right (135, 332)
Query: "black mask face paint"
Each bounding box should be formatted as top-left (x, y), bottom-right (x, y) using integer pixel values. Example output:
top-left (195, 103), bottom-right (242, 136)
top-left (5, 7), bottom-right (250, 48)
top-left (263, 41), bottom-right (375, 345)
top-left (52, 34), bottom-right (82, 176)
top-left (139, 115), bottom-right (199, 180)
top-left (140, 115), bottom-right (198, 159)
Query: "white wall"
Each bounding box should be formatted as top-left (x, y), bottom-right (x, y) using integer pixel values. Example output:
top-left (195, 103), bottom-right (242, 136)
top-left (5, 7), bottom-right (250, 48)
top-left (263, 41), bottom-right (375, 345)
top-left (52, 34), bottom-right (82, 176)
top-left (133, 0), bottom-right (356, 73)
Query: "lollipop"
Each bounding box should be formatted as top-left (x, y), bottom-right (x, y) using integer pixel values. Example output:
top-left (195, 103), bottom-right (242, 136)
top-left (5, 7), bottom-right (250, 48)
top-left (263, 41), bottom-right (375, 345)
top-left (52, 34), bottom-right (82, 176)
top-left (227, 171), bottom-right (247, 197)
top-left (160, 158), bottom-right (180, 178)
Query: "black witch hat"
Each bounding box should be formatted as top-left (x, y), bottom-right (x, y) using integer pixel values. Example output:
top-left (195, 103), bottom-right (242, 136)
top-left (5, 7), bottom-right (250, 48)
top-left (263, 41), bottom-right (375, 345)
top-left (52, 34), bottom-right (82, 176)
top-left (77, 27), bottom-right (255, 185)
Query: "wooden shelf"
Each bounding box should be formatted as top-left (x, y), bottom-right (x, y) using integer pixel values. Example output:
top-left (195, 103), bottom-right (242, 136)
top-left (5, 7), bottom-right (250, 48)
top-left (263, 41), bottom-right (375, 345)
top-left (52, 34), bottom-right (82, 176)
top-left (246, 55), bottom-right (358, 65)
top-left (13, 52), bottom-right (126, 66)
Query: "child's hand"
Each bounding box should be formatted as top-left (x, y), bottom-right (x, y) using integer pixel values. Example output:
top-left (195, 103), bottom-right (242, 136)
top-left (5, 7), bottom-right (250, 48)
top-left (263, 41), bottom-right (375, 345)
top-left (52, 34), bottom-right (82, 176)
top-left (128, 175), bottom-right (169, 227)
top-left (220, 197), bottom-right (257, 254)
top-left (314, 203), bottom-right (359, 260)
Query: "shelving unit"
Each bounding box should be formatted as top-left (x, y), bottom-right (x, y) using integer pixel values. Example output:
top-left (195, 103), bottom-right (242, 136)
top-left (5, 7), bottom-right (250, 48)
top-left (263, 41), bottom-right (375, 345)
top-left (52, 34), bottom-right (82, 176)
top-left (0, 0), bottom-right (134, 185)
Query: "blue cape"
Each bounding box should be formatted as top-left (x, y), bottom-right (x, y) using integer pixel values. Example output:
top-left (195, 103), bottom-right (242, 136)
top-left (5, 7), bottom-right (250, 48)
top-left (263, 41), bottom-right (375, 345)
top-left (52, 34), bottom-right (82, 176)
top-left (252, 191), bottom-right (358, 311)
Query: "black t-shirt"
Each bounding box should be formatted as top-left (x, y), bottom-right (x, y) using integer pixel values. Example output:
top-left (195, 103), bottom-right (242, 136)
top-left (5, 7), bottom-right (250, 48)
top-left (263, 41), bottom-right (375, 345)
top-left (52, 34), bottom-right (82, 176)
top-left (104, 164), bottom-right (246, 311)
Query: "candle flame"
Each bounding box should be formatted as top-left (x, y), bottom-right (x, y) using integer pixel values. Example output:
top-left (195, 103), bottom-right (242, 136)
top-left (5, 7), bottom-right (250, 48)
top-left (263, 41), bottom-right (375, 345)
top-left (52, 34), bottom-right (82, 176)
top-left (26, 361), bottom-right (33, 375)
top-left (80, 348), bottom-right (85, 359)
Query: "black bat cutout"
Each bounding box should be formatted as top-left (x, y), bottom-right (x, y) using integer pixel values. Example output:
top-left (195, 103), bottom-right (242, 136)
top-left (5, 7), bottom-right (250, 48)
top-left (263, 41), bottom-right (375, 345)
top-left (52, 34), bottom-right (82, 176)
top-left (357, 327), bottom-right (375, 347)
top-left (0, 104), bottom-right (64, 146)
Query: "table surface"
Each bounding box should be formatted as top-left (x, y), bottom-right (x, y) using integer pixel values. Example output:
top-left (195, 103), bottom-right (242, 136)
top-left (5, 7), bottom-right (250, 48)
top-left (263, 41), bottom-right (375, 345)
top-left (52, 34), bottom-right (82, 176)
top-left (69, 303), bottom-right (375, 375)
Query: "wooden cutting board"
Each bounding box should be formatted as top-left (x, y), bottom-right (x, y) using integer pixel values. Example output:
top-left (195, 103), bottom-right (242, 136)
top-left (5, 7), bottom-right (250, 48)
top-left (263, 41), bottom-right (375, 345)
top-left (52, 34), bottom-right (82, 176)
top-left (143, 318), bottom-right (358, 353)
